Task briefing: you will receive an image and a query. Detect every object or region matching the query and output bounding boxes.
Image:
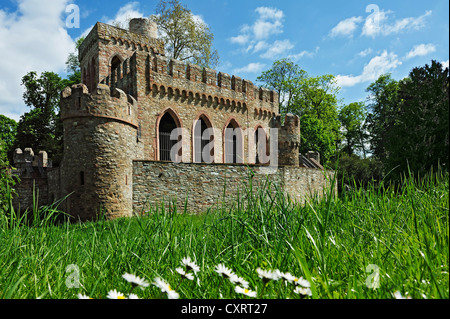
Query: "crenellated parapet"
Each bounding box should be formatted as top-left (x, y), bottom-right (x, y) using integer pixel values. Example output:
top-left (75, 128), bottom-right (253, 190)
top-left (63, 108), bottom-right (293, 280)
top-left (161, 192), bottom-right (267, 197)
top-left (79, 22), bottom-right (165, 66)
top-left (13, 148), bottom-right (50, 178)
top-left (147, 56), bottom-right (279, 114)
top-left (60, 83), bottom-right (138, 129)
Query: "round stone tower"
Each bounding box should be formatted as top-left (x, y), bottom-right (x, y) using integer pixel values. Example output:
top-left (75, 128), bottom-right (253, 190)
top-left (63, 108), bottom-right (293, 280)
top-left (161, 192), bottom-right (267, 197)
top-left (272, 114), bottom-right (301, 166)
top-left (60, 83), bottom-right (138, 221)
top-left (129, 18), bottom-right (158, 38)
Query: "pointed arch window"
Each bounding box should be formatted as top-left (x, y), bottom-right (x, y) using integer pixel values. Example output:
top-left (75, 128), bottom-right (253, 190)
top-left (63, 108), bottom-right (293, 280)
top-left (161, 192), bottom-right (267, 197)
top-left (224, 119), bottom-right (243, 164)
top-left (193, 115), bottom-right (214, 163)
top-left (158, 111), bottom-right (182, 162)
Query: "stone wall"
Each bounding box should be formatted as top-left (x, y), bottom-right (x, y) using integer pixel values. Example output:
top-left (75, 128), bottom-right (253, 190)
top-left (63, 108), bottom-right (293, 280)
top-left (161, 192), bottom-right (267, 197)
top-left (133, 161), bottom-right (335, 214)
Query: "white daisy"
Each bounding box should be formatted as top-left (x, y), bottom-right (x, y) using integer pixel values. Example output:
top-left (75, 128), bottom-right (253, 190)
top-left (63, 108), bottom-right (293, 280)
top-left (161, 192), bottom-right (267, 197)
top-left (294, 286), bottom-right (312, 297)
top-left (295, 277), bottom-right (311, 288)
top-left (153, 277), bottom-right (172, 293)
top-left (215, 264), bottom-right (235, 279)
top-left (176, 267), bottom-right (195, 280)
top-left (280, 272), bottom-right (297, 283)
top-left (235, 286), bottom-right (257, 298)
top-left (153, 277), bottom-right (180, 299)
top-left (77, 293), bottom-right (92, 299)
top-left (167, 290), bottom-right (180, 299)
top-left (256, 268), bottom-right (281, 282)
top-left (106, 289), bottom-right (126, 299)
top-left (122, 273), bottom-right (149, 288)
top-left (128, 293), bottom-right (139, 299)
top-left (181, 257), bottom-right (200, 274)
top-left (229, 274), bottom-right (249, 288)
top-left (393, 291), bottom-right (412, 299)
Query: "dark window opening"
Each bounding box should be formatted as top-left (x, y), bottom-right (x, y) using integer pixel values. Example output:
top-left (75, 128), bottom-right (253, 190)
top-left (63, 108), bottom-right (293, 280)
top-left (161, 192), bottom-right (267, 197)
top-left (224, 122), bottom-right (242, 164)
top-left (194, 117), bottom-right (214, 163)
top-left (80, 171), bottom-right (85, 186)
top-left (159, 112), bottom-right (181, 162)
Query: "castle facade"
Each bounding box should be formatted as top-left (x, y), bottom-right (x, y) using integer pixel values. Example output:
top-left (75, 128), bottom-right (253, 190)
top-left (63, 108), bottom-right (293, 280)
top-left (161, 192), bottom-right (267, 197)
top-left (13, 18), bottom-right (333, 221)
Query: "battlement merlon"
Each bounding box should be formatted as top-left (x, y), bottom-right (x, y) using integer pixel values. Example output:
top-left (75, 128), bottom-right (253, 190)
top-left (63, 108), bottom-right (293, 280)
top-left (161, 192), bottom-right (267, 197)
top-left (60, 84), bottom-right (138, 129)
top-left (79, 22), bottom-right (165, 65)
top-left (13, 148), bottom-right (50, 178)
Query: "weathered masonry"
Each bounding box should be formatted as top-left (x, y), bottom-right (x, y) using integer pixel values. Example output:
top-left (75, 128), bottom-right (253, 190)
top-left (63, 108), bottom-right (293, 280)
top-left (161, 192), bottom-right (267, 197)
top-left (12, 18), bottom-right (335, 221)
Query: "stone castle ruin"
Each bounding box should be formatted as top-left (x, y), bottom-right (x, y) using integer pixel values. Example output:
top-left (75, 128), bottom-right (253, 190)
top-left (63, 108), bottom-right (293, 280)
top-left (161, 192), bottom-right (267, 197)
top-left (12, 18), bottom-right (335, 221)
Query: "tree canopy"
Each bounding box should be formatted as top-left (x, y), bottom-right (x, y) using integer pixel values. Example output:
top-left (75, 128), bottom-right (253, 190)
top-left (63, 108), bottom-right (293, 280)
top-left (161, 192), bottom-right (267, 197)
top-left (150, 0), bottom-right (219, 69)
top-left (257, 59), bottom-right (341, 164)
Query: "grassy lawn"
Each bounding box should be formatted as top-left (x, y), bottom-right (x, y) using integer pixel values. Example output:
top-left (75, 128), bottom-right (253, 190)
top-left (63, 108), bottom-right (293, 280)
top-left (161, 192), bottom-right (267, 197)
top-left (0, 170), bottom-right (448, 299)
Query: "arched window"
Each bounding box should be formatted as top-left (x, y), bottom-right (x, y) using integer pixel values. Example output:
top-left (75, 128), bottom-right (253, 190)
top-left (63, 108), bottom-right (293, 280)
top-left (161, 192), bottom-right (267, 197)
top-left (111, 56), bottom-right (122, 83)
top-left (193, 115), bottom-right (214, 163)
top-left (224, 119), bottom-right (243, 164)
top-left (158, 111), bottom-right (182, 162)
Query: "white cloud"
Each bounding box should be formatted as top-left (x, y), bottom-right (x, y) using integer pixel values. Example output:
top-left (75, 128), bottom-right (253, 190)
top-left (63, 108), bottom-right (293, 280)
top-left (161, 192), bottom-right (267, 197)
top-left (405, 43), bottom-right (436, 59)
top-left (442, 60), bottom-right (449, 69)
top-left (0, 0), bottom-right (75, 121)
top-left (287, 47), bottom-right (320, 62)
top-left (228, 6), bottom-right (285, 52)
top-left (329, 16), bottom-right (363, 37)
top-left (230, 34), bottom-right (250, 45)
top-left (80, 1), bottom-right (144, 38)
top-left (362, 9), bottom-right (432, 37)
top-left (233, 62), bottom-right (266, 74)
top-left (336, 51), bottom-right (402, 87)
top-left (103, 1), bottom-right (144, 27)
top-left (255, 7), bottom-right (284, 21)
top-left (260, 40), bottom-right (294, 59)
top-left (358, 48), bottom-right (373, 58)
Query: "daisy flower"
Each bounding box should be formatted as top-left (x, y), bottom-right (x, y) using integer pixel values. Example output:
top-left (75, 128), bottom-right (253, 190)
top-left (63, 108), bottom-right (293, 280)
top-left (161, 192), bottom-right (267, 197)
top-left (295, 277), bottom-right (311, 288)
top-left (229, 274), bottom-right (249, 289)
top-left (77, 294), bottom-right (92, 299)
top-left (176, 267), bottom-right (195, 280)
top-left (106, 289), bottom-right (126, 299)
top-left (181, 257), bottom-right (200, 274)
top-left (122, 273), bottom-right (149, 289)
top-left (256, 268), bottom-right (281, 282)
top-left (128, 293), bottom-right (139, 299)
top-left (393, 291), bottom-right (412, 299)
top-left (153, 277), bottom-right (180, 299)
top-left (167, 290), bottom-right (180, 299)
top-left (294, 286), bottom-right (312, 297)
top-left (215, 264), bottom-right (235, 279)
top-left (280, 272), bottom-right (297, 284)
top-left (235, 286), bottom-right (257, 298)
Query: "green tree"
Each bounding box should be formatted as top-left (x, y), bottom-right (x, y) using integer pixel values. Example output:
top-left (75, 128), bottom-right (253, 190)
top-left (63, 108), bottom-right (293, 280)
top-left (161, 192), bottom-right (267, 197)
top-left (365, 74), bottom-right (400, 160)
top-left (13, 71), bottom-right (65, 165)
top-left (292, 74), bottom-right (341, 164)
top-left (63, 37), bottom-right (84, 87)
top-left (387, 60), bottom-right (449, 177)
top-left (338, 102), bottom-right (368, 157)
top-left (150, 0), bottom-right (219, 68)
top-left (0, 115), bottom-right (17, 163)
top-left (256, 58), bottom-right (307, 114)
top-left (257, 59), bottom-right (341, 164)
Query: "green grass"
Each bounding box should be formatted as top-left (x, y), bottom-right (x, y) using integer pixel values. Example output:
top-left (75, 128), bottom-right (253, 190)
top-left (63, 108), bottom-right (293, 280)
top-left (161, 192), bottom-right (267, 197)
top-left (0, 169), bottom-right (448, 299)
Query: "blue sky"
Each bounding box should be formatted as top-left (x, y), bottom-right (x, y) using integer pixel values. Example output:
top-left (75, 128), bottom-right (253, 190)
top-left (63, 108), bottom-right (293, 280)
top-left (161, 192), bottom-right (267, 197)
top-left (1, 0), bottom-right (448, 121)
